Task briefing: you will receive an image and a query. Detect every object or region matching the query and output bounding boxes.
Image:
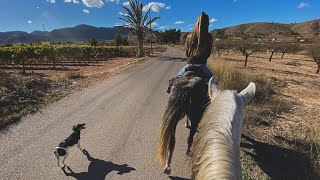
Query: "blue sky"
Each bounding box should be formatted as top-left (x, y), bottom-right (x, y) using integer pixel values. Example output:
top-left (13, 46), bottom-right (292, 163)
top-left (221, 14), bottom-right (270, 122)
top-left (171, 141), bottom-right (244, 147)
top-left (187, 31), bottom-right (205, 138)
top-left (0, 0), bottom-right (319, 32)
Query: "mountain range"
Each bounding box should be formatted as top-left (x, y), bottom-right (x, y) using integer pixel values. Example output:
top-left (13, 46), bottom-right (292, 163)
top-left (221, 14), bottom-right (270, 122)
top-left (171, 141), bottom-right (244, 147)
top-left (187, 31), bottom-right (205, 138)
top-left (1, 18), bottom-right (319, 45)
top-left (0, 24), bottom-right (128, 45)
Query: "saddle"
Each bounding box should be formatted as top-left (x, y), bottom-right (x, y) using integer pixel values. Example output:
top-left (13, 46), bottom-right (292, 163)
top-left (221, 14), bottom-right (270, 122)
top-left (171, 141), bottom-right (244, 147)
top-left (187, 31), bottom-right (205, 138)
top-left (167, 66), bottom-right (206, 94)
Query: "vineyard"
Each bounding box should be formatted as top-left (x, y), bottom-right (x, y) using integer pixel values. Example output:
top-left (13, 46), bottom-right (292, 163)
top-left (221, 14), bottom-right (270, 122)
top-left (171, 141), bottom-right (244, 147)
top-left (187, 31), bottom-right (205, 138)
top-left (0, 44), bottom-right (158, 70)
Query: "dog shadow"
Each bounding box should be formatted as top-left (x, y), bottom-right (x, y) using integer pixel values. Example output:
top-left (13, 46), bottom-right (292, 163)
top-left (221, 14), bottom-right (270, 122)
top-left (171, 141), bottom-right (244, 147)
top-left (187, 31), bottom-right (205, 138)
top-left (62, 149), bottom-right (135, 180)
top-left (169, 176), bottom-right (191, 180)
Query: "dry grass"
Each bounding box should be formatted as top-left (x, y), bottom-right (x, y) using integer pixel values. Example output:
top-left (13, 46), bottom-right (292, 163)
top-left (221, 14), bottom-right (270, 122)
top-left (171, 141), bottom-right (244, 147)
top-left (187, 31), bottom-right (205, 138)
top-left (207, 53), bottom-right (320, 179)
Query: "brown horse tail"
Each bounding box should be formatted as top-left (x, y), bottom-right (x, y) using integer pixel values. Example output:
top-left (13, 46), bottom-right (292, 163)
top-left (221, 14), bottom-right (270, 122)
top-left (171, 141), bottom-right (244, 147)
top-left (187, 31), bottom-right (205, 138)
top-left (156, 76), bottom-right (202, 165)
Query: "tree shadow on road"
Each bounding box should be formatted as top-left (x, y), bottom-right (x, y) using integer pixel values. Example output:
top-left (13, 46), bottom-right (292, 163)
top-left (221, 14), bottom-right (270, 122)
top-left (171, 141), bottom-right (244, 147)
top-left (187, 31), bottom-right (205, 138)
top-left (62, 149), bottom-right (135, 180)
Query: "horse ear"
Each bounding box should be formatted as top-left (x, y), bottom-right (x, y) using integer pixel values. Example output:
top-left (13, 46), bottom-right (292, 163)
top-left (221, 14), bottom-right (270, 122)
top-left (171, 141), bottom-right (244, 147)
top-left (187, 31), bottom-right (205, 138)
top-left (72, 125), bottom-right (76, 130)
top-left (239, 82), bottom-right (256, 104)
top-left (208, 76), bottom-right (221, 99)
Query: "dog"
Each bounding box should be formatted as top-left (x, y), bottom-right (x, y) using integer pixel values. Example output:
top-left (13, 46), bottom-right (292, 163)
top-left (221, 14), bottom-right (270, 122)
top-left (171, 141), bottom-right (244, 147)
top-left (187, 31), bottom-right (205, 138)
top-left (54, 123), bottom-right (86, 168)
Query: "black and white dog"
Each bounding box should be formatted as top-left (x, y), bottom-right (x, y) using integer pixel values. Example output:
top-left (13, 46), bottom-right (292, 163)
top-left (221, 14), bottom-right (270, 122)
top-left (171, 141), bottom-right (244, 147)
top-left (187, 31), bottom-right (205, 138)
top-left (54, 123), bottom-right (86, 168)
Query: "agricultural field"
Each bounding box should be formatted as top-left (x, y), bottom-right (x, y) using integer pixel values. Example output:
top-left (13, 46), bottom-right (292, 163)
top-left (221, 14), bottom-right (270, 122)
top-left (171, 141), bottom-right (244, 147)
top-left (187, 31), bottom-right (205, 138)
top-left (208, 49), bottom-right (320, 179)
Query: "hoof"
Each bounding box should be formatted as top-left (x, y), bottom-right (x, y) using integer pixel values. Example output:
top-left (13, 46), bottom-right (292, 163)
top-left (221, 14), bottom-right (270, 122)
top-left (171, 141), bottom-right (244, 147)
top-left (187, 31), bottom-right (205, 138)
top-left (186, 150), bottom-right (192, 157)
top-left (185, 123), bottom-right (191, 129)
top-left (164, 167), bottom-right (171, 175)
top-left (60, 165), bottom-right (65, 169)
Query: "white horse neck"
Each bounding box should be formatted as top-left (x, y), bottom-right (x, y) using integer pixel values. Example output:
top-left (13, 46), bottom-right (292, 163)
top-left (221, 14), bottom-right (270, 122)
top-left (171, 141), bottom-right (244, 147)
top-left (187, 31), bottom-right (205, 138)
top-left (194, 90), bottom-right (244, 180)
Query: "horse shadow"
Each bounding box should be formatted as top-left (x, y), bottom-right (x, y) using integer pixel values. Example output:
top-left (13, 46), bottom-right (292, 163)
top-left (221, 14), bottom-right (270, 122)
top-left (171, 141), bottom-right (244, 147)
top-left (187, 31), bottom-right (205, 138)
top-left (241, 134), bottom-right (318, 179)
top-left (169, 176), bottom-right (191, 180)
top-left (62, 149), bottom-right (135, 180)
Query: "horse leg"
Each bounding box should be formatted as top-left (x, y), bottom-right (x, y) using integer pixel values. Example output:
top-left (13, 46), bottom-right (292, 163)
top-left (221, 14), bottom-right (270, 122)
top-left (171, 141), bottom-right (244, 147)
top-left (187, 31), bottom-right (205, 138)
top-left (164, 128), bottom-right (176, 175)
top-left (185, 118), bottom-right (191, 129)
top-left (186, 112), bottom-right (202, 156)
top-left (186, 122), bottom-right (198, 157)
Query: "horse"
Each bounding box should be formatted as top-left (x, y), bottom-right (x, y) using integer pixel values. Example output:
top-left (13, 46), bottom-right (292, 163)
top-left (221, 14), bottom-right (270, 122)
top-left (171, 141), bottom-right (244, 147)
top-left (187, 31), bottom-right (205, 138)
top-left (191, 79), bottom-right (256, 180)
top-left (156, 73), bottom-right (210, 175)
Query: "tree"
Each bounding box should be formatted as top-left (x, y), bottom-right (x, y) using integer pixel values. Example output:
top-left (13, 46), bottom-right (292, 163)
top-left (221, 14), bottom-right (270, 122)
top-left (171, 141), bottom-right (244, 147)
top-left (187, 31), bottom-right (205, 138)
top-left (114, 33), bottom-right (122, 47)
top-left (88, 38), bottom-right (98, 46)
top-left (213, 39), bottom-right (234, 58)
top-left (160, 29), bottom-right (181, 44)
top-left (119, 0), bottom-right (159, 57)
top-left (114, 33), bottom-right (129, 46)
top-left (278, 42), bottom-right (300, 59)
top-left (89, 38), bottom-right (98, 46)
top-left (234, 40), bottom-right (262, 66)
top-left (266, 42), bottom-right (281, 62)
top-left (307, 45), bottom-right (320, 73)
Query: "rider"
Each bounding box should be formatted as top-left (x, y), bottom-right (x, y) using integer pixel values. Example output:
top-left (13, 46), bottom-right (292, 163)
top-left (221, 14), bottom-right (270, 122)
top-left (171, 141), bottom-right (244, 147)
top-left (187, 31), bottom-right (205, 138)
top-left (167, 12), bottom-right (214, 93)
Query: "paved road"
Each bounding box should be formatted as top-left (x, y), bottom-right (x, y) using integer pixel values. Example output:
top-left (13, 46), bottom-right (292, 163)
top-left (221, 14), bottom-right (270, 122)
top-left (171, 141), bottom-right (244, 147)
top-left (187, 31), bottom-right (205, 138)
top-left (0, 47), bottom-right (193, 180)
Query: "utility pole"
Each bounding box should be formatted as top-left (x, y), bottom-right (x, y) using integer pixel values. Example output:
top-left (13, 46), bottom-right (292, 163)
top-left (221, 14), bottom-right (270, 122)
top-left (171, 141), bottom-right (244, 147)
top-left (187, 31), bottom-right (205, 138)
top-left (149, 10), bottom-right (153, 52)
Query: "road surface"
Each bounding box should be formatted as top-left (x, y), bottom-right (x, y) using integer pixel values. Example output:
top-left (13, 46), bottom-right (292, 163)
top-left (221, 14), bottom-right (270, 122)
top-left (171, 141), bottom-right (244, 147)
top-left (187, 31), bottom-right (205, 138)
top-left (0, 47), bottom-right (193, 180)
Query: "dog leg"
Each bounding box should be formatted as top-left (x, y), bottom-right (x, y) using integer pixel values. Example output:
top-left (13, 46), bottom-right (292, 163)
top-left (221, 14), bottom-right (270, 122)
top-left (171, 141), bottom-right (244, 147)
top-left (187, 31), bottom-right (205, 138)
top-left (77, 141), bottom-right (82, 151)
top-left (57, 157), bottom-right (61, 167)
top-left (54, 150), bottom-right (61, 167)
top-left (61, 154), bottom-right (68, 168)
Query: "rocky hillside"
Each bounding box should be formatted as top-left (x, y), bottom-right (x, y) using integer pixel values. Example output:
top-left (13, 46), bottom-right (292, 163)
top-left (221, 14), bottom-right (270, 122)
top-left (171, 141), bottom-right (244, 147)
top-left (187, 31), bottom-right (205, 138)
top-left (210, 19), bottom-right (320, 37)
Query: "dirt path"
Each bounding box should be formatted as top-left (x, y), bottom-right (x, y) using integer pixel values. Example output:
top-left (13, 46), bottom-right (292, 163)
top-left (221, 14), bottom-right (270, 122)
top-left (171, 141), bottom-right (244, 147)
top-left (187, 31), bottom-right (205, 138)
top-left (0, 47), bottom-right (193, 180)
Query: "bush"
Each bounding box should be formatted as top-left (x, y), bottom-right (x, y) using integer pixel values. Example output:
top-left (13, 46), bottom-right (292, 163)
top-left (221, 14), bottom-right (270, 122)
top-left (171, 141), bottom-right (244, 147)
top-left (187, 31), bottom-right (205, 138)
top-left (0, 72), bottom-right (52, 128)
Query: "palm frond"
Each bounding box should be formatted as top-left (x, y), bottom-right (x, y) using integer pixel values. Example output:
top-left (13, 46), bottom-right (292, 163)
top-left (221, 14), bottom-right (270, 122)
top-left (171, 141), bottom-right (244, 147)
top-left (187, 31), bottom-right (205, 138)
top-left (145, 17), bottom-right (160, 27)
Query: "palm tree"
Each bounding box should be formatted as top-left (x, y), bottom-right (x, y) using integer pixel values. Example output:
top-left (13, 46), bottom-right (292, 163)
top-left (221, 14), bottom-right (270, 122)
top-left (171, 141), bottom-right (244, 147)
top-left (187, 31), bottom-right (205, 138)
top-left (120, 0), bottom-right (159, 57)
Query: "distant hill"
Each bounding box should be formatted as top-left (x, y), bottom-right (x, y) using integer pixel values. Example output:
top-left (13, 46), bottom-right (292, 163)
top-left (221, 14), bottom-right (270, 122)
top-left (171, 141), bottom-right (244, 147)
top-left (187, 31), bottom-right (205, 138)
top-left (0, 24), bottom-right (128, 45)
top-left (210, 19), bottom-right (320, 38)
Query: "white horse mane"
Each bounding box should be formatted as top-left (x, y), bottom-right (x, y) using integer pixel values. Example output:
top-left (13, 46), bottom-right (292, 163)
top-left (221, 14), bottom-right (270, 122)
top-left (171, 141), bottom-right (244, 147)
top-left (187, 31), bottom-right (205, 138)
top-left (192, 79), bottom-right (255, 180)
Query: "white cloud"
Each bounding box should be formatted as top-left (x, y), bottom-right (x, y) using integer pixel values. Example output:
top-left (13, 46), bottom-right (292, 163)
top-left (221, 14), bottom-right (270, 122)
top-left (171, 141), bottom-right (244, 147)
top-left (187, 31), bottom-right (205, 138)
top-left (47, 0), bottom-right (56, 3)
top-left (27, 20), bottom-right (32, 24)
top-left (83, 9), bottom-right (90, 14)
top-left (106, 0), bottom-right (120, 3)
top-left (159, 26), bottom-right (166, 29)
top-left (36, 6), bottom-right (40, 9)
top-left (82, 0), bottom-right (104, 7)
top-left (165, 5), bottom-right (171, 10)
top-left (175, 21), bottom-right (184, 25)
top-left (122, 1), bottom-right (130, 6)
top-left (143, 2), bottom-right (167, 12)
top-left (151, 22), bottom-right (158, 28)
top-left (209, 18), bottom-right (218, 23)
top-left (298, 2), bottom-right (310, 8)
top-left (65, 0), bottom-right (79, 3)
top-left (119, 12), bottom-right (128, 16)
